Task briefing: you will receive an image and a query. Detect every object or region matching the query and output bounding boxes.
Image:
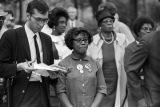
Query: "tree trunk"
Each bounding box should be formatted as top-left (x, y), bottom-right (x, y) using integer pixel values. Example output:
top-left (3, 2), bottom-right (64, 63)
top-left (128, 0), bottom-right (137, 26)
top-left (18, 0), bottom-right (23, 24)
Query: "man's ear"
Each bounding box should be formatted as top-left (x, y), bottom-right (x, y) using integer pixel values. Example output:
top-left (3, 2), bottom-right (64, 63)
top-left (26, 13), bottom-right (31, 20)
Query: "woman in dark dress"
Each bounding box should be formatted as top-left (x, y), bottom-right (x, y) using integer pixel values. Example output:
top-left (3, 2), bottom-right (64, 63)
top-left (87, 8), bottom-right (128, 107)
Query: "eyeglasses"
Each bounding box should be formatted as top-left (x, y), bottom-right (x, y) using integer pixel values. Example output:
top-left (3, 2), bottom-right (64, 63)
top-left (141, 27), bottom-right (153, 31)
top-left (31, 15), bottom-right (48, 24)
top-left (102, 19), bottom-right (114, 24)
top-left (0, 16), bottom-right (5, 21)
top-left (73, 38), bottom-right (89, 43)
top-left (0, 16), bottom-right (5, 25)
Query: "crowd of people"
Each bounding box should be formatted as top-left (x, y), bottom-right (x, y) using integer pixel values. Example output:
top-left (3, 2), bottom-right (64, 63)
top-left (0, 0), bottom-right (159, 107)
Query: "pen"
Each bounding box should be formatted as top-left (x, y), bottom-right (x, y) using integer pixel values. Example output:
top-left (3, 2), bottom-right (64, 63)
top-left (25, 59), bottom-right (30, 67)
top-left (25, 59), bottom-right (41, 76)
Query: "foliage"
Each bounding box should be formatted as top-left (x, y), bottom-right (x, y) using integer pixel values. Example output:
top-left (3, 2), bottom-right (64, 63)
top-left (0, 0), bottom-right (22, 4)
top-left (148, 2), bottom-right (160, 23)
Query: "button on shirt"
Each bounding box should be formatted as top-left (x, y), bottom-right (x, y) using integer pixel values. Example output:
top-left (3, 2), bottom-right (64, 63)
top-left (56, 53), bottom-right (107, 107)
top-left (25, 24), bottom-right (43, 81)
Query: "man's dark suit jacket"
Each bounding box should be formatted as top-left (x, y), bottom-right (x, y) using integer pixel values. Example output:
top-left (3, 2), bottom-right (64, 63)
top-left (124, 31), bottom-right (160, 107)
top-left (0, 27), bottom-right (58, 107)
top-left (124, 41), bottom-right (139, 107)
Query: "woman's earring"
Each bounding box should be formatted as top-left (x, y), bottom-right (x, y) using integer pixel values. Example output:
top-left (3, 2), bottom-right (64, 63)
top-left (98, 27), bottom-right (101, 33)
top-left (53, 26), bottom-right (55, 31)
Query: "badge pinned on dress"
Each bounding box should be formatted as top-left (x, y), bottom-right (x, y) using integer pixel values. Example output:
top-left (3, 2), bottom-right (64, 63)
top-left (85, 63), bottom-right (92, 72)
top-left (77, 64), bottom-right (84, 73)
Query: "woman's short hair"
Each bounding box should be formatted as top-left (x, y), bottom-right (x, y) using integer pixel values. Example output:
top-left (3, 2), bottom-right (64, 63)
top-left (132, 16), bottom-right (154, 37)
top-left (26, 0), bottom-right (49, 15)
top-left (65, 27), bottom-right (93, 50)
top-left (48, 7), bottom-right (69, 28)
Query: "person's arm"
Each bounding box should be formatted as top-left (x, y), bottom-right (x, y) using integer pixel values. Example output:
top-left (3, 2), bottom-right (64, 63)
top-left (56, 72), bottom-right (73, 107)
top-left (58, 93), bottom-right (73, 107)
top-left (0, 30), bottom-right (35, 78)
top-left (91, 61), bottom-right (107, 107)
top-left (91, 92), bottom-right (104, 107)
top-left (56, 60), bottom-right (73, 107)
top-left (0, 31), bottom-right (17, 78)
top-left (124, 41), bottom-right (149, 105)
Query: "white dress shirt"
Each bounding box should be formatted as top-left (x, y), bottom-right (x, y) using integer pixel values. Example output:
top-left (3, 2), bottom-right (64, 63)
top-left (69, 20), bottom-right (75, 28)
top-left (25, 23), bottom-right (43, 81)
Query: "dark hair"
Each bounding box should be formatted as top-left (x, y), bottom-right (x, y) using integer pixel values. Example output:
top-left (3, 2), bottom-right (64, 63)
top-left (0, 16), bottom-right (5, 30)
top-left (4, 10), bottom-right (14, 17)
top-left (98, 2), bottom-right (117, 16)
top-left (132, 16), bottom-right (155, 37)
top-left (26, 0), bottom-right (49, 15)
top-left (65, 27), bottom-right (93, 50)
top-left (48, 7), bottom-right (69, 28)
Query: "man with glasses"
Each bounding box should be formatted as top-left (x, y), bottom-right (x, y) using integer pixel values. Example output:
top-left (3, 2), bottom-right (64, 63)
top-left (0, 0), bottom-right (57, 107)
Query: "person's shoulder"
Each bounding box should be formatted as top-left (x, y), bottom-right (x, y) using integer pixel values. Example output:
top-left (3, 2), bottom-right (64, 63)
top-left (115, 32), bottom-right (126, 44)
top-left (87, 55), bottom-right (99, 64)
top-left (89, 33), bottom-right (100, 46)
top-left (125, 41), bottom-right (137, 51)
top-left (93, 33), bottom-right (99, 38)
top-left (40, 31), bottom-right (52, 40)
top-left (3, 27), bottom-right (22, 38)
top-left (58, 55), bottom-right (72, 66)
top-left (114, 20), bottom-right (131, 33)
top-left (87, 55), bottom-right (102, 69)
top-left (127, 41), bottom-right (137, 47)
top-left (115, 20), bottom-right (128, 28)
top-left (76, 20), bottom-right (84, 26)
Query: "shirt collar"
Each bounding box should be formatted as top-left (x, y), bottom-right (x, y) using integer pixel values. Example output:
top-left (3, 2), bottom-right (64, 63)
top-left (25, 23), bottom-right (39, 39)
top-left (69, 19), bottom-right (75, 23)
top-left (71, 52), bottom-right (90, 61)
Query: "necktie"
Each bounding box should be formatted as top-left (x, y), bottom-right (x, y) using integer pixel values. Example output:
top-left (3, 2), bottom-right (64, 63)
top-left (71, 22), bottom-right (74, 28)
top-left (33, 35), bottom-right (41, 63)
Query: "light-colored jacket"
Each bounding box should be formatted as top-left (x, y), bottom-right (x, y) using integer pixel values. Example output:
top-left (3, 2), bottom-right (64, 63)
top-left (87, 33), bottom-right (128, 107)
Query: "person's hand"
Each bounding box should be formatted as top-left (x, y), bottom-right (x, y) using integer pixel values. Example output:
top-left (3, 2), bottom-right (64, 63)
top-left (17, 60), bottom-right (35, 73)
top-left (138, 98), bottom-right (148, 107)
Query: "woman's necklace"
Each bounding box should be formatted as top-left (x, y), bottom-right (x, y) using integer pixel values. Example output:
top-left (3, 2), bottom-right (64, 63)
top-left (101, 32), bottom-right (114, 44)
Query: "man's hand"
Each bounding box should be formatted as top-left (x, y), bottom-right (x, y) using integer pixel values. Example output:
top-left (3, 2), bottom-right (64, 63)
top-left (17, 60), bottom-right (35, 73)
top-left (138, 98), bottom-right (148, 107)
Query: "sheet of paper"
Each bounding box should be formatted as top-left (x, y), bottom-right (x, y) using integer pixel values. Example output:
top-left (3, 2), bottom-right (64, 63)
top-left (33, 63), bottom-right (67, 73)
